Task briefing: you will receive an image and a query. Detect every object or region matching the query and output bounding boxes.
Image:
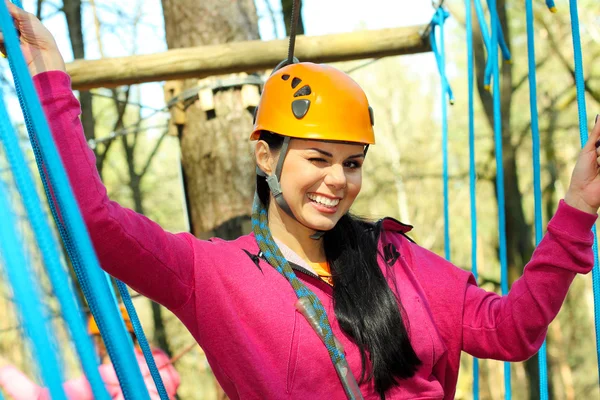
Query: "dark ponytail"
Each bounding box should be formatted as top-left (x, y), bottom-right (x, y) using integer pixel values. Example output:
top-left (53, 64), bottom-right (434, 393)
top-left (256, 131), bottom-right (421, 399)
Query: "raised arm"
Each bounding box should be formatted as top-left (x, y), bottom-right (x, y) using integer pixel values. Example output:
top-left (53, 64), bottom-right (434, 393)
top-left (462, 200), bottom-right (595, 361)
top-left (462, 114), bottom-right (600, 360)
top-left (1, 3), bottom-right (196, 311)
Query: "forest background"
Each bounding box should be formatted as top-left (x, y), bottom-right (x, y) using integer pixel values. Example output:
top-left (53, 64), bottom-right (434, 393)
top-left (1, 0), bottom-right (599, 399)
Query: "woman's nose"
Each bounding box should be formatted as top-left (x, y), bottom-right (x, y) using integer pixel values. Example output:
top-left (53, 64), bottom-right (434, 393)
top-left (324, 164), bottom-right (347, 190)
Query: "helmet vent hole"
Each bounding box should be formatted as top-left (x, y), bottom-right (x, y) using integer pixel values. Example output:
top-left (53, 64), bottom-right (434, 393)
top-left (294, 85), bottom-right (312, 97)
top-left (282, 74), bottom-right (290, 81)
top-left (292, 99), bottom-right (310, 119)
top-left (291, 77), bottom-right (302, 88)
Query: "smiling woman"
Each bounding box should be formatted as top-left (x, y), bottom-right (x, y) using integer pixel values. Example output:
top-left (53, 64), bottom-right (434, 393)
top-left (4, 4), bottom-right (600, 399)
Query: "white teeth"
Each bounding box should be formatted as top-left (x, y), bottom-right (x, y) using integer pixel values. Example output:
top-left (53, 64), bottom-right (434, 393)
top-left (307, 193), bottom-right (340, 207)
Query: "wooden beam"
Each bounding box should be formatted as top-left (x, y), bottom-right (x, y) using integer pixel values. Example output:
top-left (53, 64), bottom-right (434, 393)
top-left (67, 25), bottom-right (431, 90)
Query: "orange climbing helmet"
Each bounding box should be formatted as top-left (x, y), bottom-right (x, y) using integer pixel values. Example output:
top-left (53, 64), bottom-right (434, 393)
top-left (250, 62), bottom-right (375, 144)
top-left (87, 304), bottom-right (134, 336)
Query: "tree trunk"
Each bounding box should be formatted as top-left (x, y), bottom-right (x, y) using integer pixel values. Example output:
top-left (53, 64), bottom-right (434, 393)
top-left (161, 2), bottom-right (260, 398)
top-left (472, 1), bottom-right (553, 399)
top-left (62, 0), bottom-right (96, 143)
top-left (161, 0), bottom-right (260, 240)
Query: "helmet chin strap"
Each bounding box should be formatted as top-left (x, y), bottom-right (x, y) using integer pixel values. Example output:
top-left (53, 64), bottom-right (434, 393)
top-left (256, 136), bottom-right (325, 240)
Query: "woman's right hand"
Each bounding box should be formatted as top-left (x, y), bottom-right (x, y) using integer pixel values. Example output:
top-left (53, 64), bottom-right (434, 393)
top-left (0, 1), bottom-right (66, 76)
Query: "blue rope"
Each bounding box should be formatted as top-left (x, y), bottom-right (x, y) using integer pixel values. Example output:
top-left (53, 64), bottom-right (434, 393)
top-left (496, 19), bottom-right (511, 63)
top-left (545, 0), bottom-right (557, 13)
top-left (477, 0), bottom-right (511, 90)
top-left (0, 2), bottom-right (151, 398)
top-left (0, 169), bottom-right (66, 400)
top-left (464, 0), bottom-right (480, 398)
top-left (473, 0), bottom-right (492, 90)
top-left (0, 87), bottom-right (110, 398)
top-left (488, 0), bottom-right (511, 397)
top-left (430, 7), bottom-right (454, 261)
top-left (10, 2), bottom-right (167, 391)
top-left (116, 281), bottom-right (169, 400)
top-left (524, 0), bottom-right (548, 397)
top-left (567, 0), bottom-right (600, 386)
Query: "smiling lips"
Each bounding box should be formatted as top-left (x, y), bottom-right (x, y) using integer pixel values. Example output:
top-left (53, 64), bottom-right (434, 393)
top-left (307, 193), bottom-right (340, 209)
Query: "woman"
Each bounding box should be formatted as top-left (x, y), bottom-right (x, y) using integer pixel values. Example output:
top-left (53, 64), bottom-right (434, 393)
top-left (2, 3), bottom-right (599, 399)
top-left (0, 307), bottom-right (180, 399)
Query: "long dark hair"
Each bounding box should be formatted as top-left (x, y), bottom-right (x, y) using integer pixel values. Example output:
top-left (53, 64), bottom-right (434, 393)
top-left (256, 131), bottom-right (421, 398)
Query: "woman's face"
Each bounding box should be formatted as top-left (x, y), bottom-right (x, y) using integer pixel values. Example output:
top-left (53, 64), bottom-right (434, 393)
top-left (277, 139), bottom-right (365, 232)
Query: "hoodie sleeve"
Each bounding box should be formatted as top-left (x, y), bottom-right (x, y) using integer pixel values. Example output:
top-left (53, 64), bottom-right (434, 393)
top-left (461, 200), bottom-right (596, 361)
top-left (33, 71), bottom-right (195, 312)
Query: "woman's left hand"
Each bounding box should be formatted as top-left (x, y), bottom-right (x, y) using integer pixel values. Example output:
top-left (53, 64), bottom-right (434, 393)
top-left (565, 115), bottom-right (600, 215)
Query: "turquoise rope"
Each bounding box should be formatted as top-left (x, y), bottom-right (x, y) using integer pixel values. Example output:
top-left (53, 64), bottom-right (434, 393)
top-left (0, 170), bottom-right (67, 400)
top-left (524, 0), bottom-right (548, 397)
top-left (464, 0), bottom-right (480, 398)
top-left (567, 0), bottom-right (600, 386)
top-left (251, 196), bottom-right (363, 399)
top-left (488, 0), bottom-right (511, 397)
top-left (475, 0), bottom-right (511, 89)
top-left (0, 2), bottom-right (151, 397)
top-left (0, 86), bottom-right (110, 398)
top-left (8, 2), bottom-right (166, 396)
top-left (116, 281), bottom-right (169, 400)
top-left (430, 7), bottom-right (454, 261)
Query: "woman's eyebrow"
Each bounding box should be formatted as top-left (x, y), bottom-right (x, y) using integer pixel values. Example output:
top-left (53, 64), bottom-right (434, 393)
top-left (306, 148), bottom-right (365, 159)
top-left (306, 148), bottom-right (333, 157)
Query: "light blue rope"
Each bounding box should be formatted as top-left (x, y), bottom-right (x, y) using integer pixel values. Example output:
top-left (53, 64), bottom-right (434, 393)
top-left (10, 2), bottom-right (168, 391)
top-left (430, 7), bottom-right (454, 261)
top-left (116, 281), bottom-right (169, 400)
top-left (464, 0), bottom-right (480, 398)
top-left (477, 0), bottom-right (511, 89)
top-left (0, 2), bottom-right (151, 397)
top-left (496, 19), bottom-right (511, 62)
top-left (488, 0), bottom-right (511, 397)
top-left (0, 171), bottom-right (66, 400)
top-left (0, 87), bottom-right (110, 399)
top-left (473, 0), bottom-right (491, 90)
top-left (524, 0), bottom-right (548, 397)
top-left (567, 0), bottom-right (600, 386)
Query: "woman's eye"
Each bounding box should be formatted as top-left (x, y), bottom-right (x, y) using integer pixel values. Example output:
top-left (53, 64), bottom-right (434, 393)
top-left (344, 161), bottom-right (362, 169)
top-left (309, 158), bottom-right (328, 164)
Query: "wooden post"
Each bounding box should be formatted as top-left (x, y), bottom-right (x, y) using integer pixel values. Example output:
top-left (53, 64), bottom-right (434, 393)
top-left (67, 25), bottom-right (431, 90)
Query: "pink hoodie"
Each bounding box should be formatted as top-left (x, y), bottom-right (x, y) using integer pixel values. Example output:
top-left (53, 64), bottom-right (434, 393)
top-left (0, 349), bottom-right (180, 399)
top-left (32, 71), bottom-right (596, 399)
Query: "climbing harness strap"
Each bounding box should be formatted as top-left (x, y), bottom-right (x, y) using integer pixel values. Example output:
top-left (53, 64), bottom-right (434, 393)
top-left (251, 196), bottom-right (363, 399)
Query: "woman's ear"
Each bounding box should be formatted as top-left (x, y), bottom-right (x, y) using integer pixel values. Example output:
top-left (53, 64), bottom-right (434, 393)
top-left (255, 140), bottom-right (275, 175)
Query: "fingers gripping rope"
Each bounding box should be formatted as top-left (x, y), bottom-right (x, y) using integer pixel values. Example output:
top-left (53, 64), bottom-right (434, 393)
top-left (567, 0), bottom-right (600, 387)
